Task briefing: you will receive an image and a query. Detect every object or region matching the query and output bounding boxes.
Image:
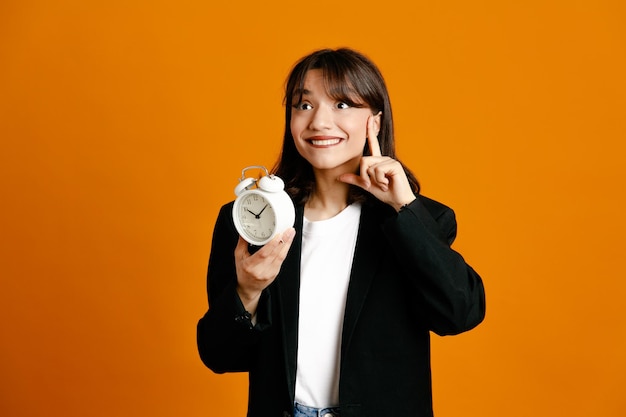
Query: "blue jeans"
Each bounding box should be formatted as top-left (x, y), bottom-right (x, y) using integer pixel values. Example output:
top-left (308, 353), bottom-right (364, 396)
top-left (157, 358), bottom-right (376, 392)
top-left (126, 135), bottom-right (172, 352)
top-left (294, 402), bottom-right (341, 417)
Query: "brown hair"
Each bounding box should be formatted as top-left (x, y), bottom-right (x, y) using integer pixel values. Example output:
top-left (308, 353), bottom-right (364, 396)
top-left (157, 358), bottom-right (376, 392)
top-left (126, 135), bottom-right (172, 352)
top-left (273, 48), bottom-right (420, 205)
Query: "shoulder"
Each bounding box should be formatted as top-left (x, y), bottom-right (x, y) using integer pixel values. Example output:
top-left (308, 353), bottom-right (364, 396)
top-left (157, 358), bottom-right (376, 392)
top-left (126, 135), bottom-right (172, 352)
top-left (365, 194), bottom-right (453, 220)
top-left (217, 200), bottom-right (235, 217)
top-left (369, 194), bottom-right (458, 245)
top-left (214, 201), bottom-right (236, 230)
top-left (418, 195), bottom-right (454, 221)
top-left (212, 201), bottom-right (238, 243)
top-left (416, 195), bottom-right (457, 245)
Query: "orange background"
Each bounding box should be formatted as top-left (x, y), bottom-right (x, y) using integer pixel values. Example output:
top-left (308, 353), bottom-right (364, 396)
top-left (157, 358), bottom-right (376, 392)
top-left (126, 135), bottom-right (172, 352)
top-left (1, 1), bottom-right (625, 416)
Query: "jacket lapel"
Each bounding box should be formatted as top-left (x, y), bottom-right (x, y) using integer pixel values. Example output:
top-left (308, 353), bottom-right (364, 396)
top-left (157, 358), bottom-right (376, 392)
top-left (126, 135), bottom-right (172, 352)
top-left (341, 203), bottom-right (384, 362)
top-left (275, 205), bottom-right (304, 402)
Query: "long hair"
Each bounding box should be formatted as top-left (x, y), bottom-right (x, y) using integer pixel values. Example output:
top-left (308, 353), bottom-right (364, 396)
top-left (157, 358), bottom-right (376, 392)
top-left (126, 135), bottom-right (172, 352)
top-left (272, 48), bottom-right (420, 205)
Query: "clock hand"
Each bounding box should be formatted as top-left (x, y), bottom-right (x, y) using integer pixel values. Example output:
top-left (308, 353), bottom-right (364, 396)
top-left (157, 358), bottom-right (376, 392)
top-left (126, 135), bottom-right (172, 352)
top-left (257, 204), bottom-right (269, 217)
top-left (246, 208), bottom-right (261, 218)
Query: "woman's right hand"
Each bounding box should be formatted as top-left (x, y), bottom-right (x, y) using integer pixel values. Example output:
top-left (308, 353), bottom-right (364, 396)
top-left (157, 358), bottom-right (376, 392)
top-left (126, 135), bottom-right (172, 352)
top-left (234, 228), bottom-right (296, 315)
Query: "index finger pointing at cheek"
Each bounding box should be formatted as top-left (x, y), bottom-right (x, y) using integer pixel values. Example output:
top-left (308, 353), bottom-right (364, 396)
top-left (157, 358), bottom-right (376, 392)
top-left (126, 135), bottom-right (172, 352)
top-left (367, 113), bottom-right (382, 157)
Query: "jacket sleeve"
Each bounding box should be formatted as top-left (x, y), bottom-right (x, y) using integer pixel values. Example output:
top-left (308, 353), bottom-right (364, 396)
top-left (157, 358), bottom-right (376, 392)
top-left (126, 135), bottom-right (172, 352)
top-left (196, 202), bottom-right (272, 373)
top-left (382, 196), bottom-right (486, 336)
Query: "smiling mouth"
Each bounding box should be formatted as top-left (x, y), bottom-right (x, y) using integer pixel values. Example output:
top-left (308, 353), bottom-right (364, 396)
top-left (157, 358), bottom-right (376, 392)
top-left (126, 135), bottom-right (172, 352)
top-left (307, 137), bottom-right (343, 146)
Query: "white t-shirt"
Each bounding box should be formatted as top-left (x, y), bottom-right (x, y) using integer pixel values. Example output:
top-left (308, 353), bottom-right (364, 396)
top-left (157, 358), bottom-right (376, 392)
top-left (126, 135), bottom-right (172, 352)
top-left (294, 203), bottom-right (361, 408)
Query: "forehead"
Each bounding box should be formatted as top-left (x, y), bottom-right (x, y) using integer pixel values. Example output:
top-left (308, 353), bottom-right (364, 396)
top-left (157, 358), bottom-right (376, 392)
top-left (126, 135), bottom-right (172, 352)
top-left (296, 69), bottom-right (359, 101)
top-left (301, 69), bottom-right (325, 93)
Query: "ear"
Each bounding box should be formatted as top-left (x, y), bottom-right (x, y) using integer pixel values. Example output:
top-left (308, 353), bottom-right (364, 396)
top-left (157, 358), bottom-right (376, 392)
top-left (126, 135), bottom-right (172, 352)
top-left (372, 111), bottom-right (382, 136)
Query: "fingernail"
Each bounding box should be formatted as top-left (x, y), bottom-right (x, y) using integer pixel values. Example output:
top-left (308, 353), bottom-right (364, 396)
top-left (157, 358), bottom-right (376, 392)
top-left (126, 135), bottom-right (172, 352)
top-left (283, 228), bottom-right (296, 241)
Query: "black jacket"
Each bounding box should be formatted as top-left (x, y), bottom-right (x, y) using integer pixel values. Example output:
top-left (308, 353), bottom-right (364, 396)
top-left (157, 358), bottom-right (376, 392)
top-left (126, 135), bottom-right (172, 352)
top-left (197, 195), bottom-right (486, 417)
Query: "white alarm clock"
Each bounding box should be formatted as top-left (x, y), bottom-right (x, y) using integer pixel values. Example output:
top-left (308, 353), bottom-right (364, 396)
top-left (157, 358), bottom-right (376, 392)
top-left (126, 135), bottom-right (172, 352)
top-left (232, 165), bottom-right (296, 246)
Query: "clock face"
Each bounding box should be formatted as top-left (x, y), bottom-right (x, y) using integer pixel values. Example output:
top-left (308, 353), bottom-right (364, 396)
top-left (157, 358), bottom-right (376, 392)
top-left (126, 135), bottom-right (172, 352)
top-left (237, 193), bottom-right (276, 241)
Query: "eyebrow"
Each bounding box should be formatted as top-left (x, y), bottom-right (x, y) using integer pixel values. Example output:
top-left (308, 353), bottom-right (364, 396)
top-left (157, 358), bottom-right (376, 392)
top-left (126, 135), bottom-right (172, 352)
top-left (293, 88), bottom-right (312, 96)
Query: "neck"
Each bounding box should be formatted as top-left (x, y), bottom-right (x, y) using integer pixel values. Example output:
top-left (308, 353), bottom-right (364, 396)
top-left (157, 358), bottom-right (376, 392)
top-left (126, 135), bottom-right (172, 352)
top-left (305, 170), bottom-right (351, 221)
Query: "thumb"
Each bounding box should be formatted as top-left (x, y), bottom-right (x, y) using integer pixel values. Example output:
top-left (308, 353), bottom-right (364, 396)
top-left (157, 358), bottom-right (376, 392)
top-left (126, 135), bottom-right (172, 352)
top-left (337, 173), bottom-right (370, 190)
top-left (234, 235), bottom-right (250, 259)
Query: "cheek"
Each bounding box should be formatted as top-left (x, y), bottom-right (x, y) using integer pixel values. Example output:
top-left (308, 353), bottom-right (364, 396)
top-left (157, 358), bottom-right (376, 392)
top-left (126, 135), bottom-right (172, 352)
top-left (345, 115), bottom-right (369, 154)
top-left (353, 136), bottom-right (368, 154)
top-left (290, 128), bottom-right (304, 156)
top-left (345, 117), bottom-right (368, 140)
top-left (344, 121), bottom-right (367, 149)
top-left (289, 119), bottom-right (297, 138)
top-left (290, 120), bottom-right (306, 154)
top-left (290, 114), bottom-right (307, 138)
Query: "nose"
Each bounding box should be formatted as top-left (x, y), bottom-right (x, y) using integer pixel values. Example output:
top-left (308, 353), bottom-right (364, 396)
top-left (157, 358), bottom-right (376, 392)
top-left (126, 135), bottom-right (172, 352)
top-left (308, 106), bottom-right (333, 131)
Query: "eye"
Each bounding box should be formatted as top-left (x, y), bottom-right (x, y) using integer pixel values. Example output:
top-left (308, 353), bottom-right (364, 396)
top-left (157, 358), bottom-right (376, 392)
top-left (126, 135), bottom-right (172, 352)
top-left (336, 102), bottom-right (351, 109)
top-left (293, 102), bottom-right (312, 111)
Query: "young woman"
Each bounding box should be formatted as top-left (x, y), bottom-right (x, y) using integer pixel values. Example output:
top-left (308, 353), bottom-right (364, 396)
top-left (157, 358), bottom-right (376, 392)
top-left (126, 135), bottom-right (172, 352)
top-left (197, 48), bottom-right (486, 417)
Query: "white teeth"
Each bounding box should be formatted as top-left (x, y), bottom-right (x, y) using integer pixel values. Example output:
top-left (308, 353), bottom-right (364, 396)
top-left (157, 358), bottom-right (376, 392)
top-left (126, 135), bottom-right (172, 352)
top-left (310, 138), bottom-right (341, 146)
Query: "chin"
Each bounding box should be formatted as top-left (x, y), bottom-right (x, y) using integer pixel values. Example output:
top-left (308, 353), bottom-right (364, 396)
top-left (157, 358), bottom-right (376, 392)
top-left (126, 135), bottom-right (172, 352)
top-left (310, 159), bottom-right (360, 173)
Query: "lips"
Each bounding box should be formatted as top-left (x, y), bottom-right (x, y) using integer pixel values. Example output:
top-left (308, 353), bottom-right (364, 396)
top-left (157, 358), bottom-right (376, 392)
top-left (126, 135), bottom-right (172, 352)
top-left (306, 136), bottom-right (343, 147)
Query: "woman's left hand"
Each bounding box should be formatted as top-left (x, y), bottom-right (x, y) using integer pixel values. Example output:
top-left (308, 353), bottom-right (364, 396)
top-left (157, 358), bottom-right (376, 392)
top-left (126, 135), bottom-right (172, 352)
top-left (338, 114), bottom-right (416, 211)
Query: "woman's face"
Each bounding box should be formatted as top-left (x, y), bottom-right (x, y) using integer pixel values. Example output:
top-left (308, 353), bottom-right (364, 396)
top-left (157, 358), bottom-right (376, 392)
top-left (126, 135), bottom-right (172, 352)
top-left (290, 69), bottom-right (380, 175)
